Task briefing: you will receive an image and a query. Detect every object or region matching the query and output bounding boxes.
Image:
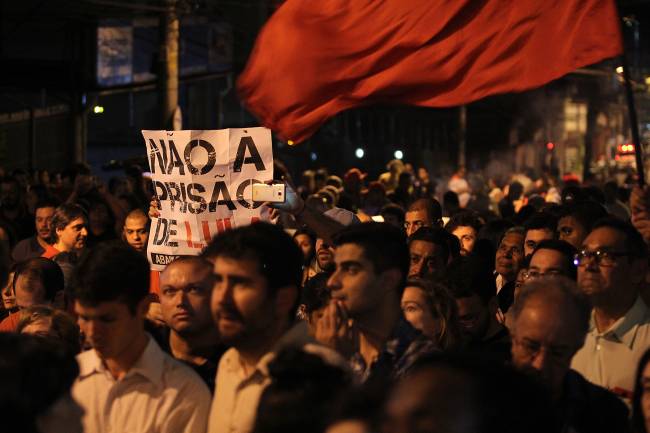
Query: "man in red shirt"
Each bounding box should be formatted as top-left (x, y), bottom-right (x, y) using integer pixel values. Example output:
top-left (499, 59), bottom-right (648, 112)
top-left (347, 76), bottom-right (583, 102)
top-left (42, 204), bottom-right (88, 259)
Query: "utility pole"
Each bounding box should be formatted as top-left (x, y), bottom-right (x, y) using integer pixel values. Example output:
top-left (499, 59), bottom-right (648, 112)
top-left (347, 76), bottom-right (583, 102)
top-left (458, 105), bottom-right (467, 168)
top-left (159, 0), bottom-right (180, 129)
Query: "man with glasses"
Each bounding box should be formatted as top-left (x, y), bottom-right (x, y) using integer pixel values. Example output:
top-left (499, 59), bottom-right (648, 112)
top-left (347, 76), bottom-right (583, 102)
top-left (511, 276), bottom-right (630, 432)
top-left (525, 240), bottom-right (577, 281)
top-left (404, 198), bottom-right (442, 237)
top-left (571, 218), bottom-right (650, 404)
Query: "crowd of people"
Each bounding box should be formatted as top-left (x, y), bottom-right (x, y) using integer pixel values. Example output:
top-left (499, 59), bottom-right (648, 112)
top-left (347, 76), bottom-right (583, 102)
top-left (3, 158), bottom-right (650, 433)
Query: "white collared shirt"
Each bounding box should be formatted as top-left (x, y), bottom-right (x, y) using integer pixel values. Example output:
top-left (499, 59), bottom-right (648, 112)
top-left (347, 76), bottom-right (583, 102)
top-left (73, 335), bottom-right (211, 433)
top-left (207, 321), bottom-right (344, 433)
top-left (571, 296), bottom-right (650, 402)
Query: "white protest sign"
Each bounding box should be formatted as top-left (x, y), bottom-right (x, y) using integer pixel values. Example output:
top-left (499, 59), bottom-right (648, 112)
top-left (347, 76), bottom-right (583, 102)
top-left (142, 127), bottom-right (273, 270)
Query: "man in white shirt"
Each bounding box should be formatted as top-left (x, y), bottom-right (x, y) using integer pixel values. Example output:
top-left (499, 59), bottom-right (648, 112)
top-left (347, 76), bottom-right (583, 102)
top-left (205, 222), bottom-right (340, 433)
top-left (72, 242), bottom-right (211, 433)
top-left (571, 218), bottom-right (650, 404)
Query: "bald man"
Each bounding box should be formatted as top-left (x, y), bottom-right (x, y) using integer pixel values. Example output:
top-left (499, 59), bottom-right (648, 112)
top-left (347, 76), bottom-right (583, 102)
top-left (510, 276), bottom-right (629, 432)
top-left (122, 209), bottom-right (150, 253)
top-left (158, 256), bottom-right (224, 392)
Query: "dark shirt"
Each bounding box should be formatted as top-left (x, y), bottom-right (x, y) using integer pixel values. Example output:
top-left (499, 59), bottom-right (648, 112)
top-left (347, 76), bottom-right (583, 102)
top-left (0, 211), bottom-right (35, 246)
top-left (558, 369), bottom-right (630, 433)
top-left (497, 280), bottom-right (515, 314)
top-left (350, 315), bottom-right (438, 384)
top-left (148, 323), bottom-right (225, 394)
top-left (11, 236), bottom-right (45, 263)
top-left (467, 324), bottom-right (512, 364)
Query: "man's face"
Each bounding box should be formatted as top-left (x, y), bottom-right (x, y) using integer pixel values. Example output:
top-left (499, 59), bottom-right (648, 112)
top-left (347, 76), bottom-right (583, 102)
top-left (528, 249), bottom-right (570, 279)
top-left (455, 294), bottom-right (490, 341)
top-left (160, 261), bottom-right (214, 335)
top-left (511, 299), bottom-right (581, 398)
top-left (495, 233), bottom-right (524, 281)
top-left (14, 275), bottom-right (46, 308)
top-left (0, 182), bottom-right (19, 209)
top-left (524, 229), bottom-right (554, 257)
top-left (328, 244), bottom-right (386, 317)
top-left (408, 240), bottom-right (445, 280)
top-left (451, 226), bottom-right (476, 256)
top-left (57, 217), bottom-right (88, 251)
top-left (123, 216), bottom-right (149, 252)
top-left (211, 256), bottom-right (275, 348)
top-left (316, 238), bottom-right (335, 271)
top-left (578, 227), bottom-right (639, 304)
top-left (405, 210), bottom-right (431, 237)
top-left (76, 299), bottom-right (146, 359)
top-left (35, 207), bottom-right (55, 242)
top-left (557, 216), bottom-right (587, 249)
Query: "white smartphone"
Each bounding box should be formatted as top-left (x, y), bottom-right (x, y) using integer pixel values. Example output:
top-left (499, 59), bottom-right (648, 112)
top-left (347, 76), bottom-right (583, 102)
top-left (252, 183), bottom-right (286, 202)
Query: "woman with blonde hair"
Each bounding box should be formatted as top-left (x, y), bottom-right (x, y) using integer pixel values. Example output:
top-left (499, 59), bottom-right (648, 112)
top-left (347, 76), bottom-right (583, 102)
top-left (401, 278), bottom-right (462, 350)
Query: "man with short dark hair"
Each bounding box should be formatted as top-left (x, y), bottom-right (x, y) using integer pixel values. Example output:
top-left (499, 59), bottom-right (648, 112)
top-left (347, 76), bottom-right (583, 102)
top-left (72, 242), bottom-right (210, 433)
top-left (445, 211), bottom-right (482, 256)
top-left (11, 199), bottom-right (59, 262)
top-left (511, 276), bottom-right (630, 432)
top-left (207, 222), bottom-right (340, 433)
top-left (557, 201), bottom-right (608, 249)
top-left (380, 203), bottom-right (406, 230)
top-left (404, 198), bottom-right (442, 237)
top-left (523, 212), bottom-right (557, 258)
top-left (158, 256), bottom-right (224, 392)
top-left (446, 256), bottom-right (510, 362)
top-left (526, 239), bottom-right (577, 281)
top-left (0, 257), bottom-right (64, 332)
top-left (571, 218), bottom-right (650, 404)
top-left (322, 222), bottom-right (436, 383)
top-left (494, 227), bottom-right (525, 315)
top-left (122, 209), bottom-right (149, 253)
top-left (407, 227), bottom-right (450, 280)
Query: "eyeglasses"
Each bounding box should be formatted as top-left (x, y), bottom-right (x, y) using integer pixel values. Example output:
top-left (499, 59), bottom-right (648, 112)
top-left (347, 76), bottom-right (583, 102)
top-left (573, 249), bottom-right (630, 267)
top-left (522, 269), bottom-right (564, 280)
top-left (404, 221), bottom-right (426, 231)
top-left (513, 337), bottom-right (574, 364)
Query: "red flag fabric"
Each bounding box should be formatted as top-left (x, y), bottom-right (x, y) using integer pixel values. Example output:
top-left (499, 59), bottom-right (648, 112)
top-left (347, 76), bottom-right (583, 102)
top-left (238, 0), bottom-right (622, 143)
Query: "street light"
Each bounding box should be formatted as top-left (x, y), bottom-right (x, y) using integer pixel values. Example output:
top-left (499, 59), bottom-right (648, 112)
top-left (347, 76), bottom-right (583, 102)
top-left (394, 150), bottom-right (404, 160)
top-left (310, 152), bottom-right (317, 161)
top-left (355, 148), bottom-right (365, 159)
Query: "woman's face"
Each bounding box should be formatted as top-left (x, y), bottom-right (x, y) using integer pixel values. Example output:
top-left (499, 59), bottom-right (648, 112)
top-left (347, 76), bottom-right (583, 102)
top-left (642, 362), bottom-right (650, 432)
top-left (294, 234), bottom-right (314, 261)
top-left (401, 286), bottom-right (441, 340)
top-left (1, 272), bottom-right (16, 310)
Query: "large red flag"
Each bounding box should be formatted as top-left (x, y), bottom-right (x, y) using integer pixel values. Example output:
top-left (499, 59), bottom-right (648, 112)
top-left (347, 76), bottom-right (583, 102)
top-left (238, 0), bottom-right (622, 143)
